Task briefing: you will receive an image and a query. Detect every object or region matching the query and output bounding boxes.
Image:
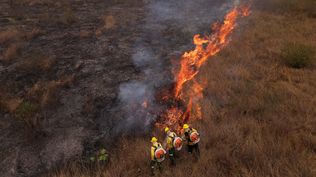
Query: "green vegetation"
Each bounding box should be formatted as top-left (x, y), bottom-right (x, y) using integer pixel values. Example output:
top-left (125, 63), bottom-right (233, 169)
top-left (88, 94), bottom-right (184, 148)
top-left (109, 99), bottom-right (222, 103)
top-left (15, 101), bottom-right (39, 127)
top-left (282, 43), bottom-right (315, 68)
top-left (90, 148), bottom-right (109, 163)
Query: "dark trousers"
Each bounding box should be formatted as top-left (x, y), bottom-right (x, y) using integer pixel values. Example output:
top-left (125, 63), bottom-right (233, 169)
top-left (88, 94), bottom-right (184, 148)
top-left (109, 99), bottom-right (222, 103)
top-left (168, 148), bottom-right (176, 166)
top-left (187, 143), bottom-right (200, 158)
top-left (150, 160), bottom-right (162, 176)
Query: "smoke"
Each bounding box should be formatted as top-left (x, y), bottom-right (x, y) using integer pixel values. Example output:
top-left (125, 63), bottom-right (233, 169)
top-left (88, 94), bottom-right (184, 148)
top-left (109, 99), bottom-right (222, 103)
top-left (118, 81), bottom-right (155, 131)
top-left (115, 0), bottom-right (241, 133)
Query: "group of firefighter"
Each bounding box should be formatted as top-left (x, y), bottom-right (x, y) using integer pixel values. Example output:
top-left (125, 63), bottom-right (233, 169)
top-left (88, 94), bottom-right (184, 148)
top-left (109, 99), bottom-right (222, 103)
top-left (150, 124), bottom-right (200, 175)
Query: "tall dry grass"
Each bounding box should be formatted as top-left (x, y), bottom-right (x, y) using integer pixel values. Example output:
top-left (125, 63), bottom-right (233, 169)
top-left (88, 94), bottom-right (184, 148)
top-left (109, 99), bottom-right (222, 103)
top-left (47, 1), bottom-right (316, 177)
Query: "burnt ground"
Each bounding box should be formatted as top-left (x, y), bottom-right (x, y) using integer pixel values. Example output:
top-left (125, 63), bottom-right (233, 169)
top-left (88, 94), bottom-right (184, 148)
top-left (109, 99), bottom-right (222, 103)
top-left (0, 0), bottom-right (145, 176)
top-left (0, 0), bottom-right (235, 176)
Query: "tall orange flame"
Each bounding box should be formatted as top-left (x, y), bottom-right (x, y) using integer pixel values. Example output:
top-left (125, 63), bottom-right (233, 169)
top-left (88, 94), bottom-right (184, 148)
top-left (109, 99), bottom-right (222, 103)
top-left (175, 7), bottom-right (249, 98)
top-left (157, 5), bottom-right (250, 132)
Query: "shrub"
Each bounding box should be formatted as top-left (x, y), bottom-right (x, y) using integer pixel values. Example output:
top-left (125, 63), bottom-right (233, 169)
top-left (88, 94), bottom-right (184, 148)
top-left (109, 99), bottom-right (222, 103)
top-left (282, 43), bottom-right (315, 68)
top-left (15, 101), bottom-right (39, 127)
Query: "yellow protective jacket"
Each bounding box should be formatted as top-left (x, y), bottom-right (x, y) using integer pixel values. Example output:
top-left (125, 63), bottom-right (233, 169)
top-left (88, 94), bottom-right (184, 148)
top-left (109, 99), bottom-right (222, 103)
top-left (151, 142), bottom-right (162, 161)
top-left (166, 132), bottom-right (177, 149)
top-left (183, 127), bottom-right (198, 146)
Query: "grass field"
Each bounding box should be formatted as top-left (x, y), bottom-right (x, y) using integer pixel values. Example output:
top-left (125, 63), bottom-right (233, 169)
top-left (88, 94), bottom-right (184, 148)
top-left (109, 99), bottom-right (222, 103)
top-left (47, 0), bottom-right (316, 177)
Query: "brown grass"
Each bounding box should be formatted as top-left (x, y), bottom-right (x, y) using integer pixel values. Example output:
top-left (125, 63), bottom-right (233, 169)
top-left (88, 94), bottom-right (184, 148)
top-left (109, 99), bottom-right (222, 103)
top-left (0, 95), bottom-right (23, 113)
top-left (5, 98), bottom-right (23, 112)
top-left (48, 0), bottom-right (316, 176)
top-left (28, 76), bottom-right (74, 108)
top-left (16, 51), bottom-right (55, 72)
top-left (3, 43), bottom-right (22, 61)
top-left (0, 28), bottom-right (19, 44)
top-left (79, 30), bottom-right (91, 38)
top-left (1, 27), bottom-right (42, 63)
top-left (24, 28), bottom-right (43, 41)
top-left (103, 15), bottom-right (116, 30)
top-left (95, 14), bottom-right (117, 37)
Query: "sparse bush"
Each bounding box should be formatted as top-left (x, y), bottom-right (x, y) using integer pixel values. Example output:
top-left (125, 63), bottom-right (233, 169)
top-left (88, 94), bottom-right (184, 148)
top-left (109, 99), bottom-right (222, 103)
top-left (15, 101), bottom-right (39, 128)
top-left (282, 43), bottom-right (315, 68)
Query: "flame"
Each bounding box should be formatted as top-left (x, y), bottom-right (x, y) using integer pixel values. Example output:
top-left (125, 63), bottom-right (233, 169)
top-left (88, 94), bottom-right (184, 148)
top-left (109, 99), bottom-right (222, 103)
top-left (174, 7), bottom-right (247, 98)
top-left (157, 5), bottom-right (250, 131)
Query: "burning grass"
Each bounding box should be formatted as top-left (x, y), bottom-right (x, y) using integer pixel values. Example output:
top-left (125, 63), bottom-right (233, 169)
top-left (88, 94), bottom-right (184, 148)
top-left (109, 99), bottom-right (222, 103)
top-left (155, 5), bottom-right (251, 132)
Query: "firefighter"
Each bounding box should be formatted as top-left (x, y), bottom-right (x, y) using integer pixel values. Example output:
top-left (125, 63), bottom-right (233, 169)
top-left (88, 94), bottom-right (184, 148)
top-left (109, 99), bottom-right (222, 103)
top-left (182, 124), bottom-right (200, 158)
top-left (164, 127), bottom-right (178, 166)
top-left (150, 137), bottom-right (166, 176)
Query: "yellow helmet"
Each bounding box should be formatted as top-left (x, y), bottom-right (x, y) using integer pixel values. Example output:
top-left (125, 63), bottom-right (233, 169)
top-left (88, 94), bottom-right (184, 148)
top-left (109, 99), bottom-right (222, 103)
top-left (183, 124), bottom-right (189, 129)
top-left (164, 127), bottom-right (170, 133)
top-left (151, 137), bottom-right (158, 143)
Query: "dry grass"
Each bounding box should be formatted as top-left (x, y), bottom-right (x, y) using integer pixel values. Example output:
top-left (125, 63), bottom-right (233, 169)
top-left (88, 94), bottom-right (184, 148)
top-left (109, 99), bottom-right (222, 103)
top-left (5, 98), bottom-right (23, 113)
top-left (0, 28), bottom-right (18, 44)
top-left (3, 43), bottom-right (22, 61)
top-left (256, 0), bottom-right (316, 17)
top-left (0, 96), bottom-right (23, 113)
top-left (0, 27), bottom-right (41, 43)
top-left (79, 30), bottom-right (91, 38)
top-left (1, 27), bottom-right (42, 63)
top-left (103, 15), bottom-right (116, 30)
top-left (48, 0), bottom-right (316, 176)
top-left (16, 51), bottom-right (55, 72)
top-left (28, 76), bottom-right (75, 108)
top-left (95, 14), bottom-right (117, 37)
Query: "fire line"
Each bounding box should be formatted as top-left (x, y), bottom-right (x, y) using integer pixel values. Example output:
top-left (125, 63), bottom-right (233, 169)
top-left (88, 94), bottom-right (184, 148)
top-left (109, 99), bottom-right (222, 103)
top-left (155, 5), bottom-right (251, 132)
